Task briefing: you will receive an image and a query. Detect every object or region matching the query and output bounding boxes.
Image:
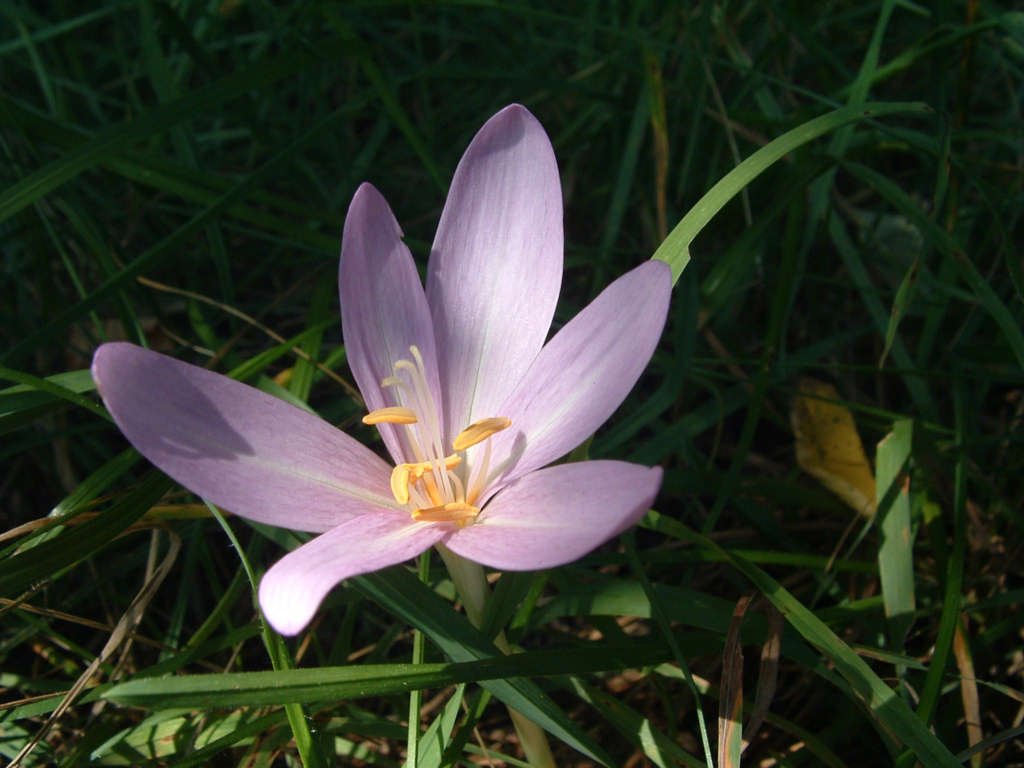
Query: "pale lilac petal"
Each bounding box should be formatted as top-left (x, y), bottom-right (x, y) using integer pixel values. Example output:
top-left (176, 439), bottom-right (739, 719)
top-left (426, 104), bottom-right (563, 439)
top-left (446, 461), bottom-right (661, 570)
top-left (340, 183), bottom-right (441, 465)
top-left (259, 510), bottom-right (446, 635)
top-left (487, 261), bottom-right (671, 487)
top-left (92, 343), bottom-right (397, 533)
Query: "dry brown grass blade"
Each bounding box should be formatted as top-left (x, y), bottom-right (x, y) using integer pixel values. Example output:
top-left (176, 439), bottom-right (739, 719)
top-left (0, 597), bottom-right (173, 652)
top-left (954, 614), bottom-right (983, 767)
top-left (719, 595), bottom-right (752, 768)
top-left (743, 603), bottom-right (784, 752)
top-left (9, 526), bottom-right (181, 767)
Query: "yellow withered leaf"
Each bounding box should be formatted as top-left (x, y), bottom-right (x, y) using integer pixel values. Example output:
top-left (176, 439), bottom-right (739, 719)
top-left (791, 378), bottom-right (877, 517)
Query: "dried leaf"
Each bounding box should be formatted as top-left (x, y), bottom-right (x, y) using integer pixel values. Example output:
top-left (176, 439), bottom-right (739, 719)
top-left (954, 616), bottom-right (983, 767)
top-left (791, 378), bottom-right (876, 517)
top-left (719, 596), bottom-right (751, 768)
top-left (743, 603), bottom-right (784, 748)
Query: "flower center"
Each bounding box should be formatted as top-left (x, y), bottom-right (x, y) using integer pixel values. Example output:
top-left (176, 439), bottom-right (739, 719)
top-left (362, 345), bottom-right (511, 526)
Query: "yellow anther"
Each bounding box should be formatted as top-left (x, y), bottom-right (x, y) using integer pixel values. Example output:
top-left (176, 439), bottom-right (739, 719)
top-left (412, 455), bottom-right (462, 480)
top-left (362, 406), bottom-right (418, 425)
top-left (412, 501), bottom-right (479, 523)
top-left (390, 465), bottom-right (412, 505)
top-left (453, 417), bottom-right (512, 451)
top-left (389, 456), bottom-right (462, 506)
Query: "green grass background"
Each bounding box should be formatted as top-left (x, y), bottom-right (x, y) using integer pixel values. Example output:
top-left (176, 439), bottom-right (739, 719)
top-left (1, 2), bottom-right (1022, 766)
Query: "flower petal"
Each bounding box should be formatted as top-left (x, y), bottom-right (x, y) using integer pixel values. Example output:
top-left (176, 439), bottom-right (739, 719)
top-left (340, 182), bottom-right (441, 464)
top-left (488, 261), bottom-right (671, 488)
top-left (259, 510), bottom-right (446, 635)
top-left (445, 461), bottom-right (662, 570)
top-left (92, 342), bottom-right (397, 532)
top-left (426, 104), bottom-right (563, 439)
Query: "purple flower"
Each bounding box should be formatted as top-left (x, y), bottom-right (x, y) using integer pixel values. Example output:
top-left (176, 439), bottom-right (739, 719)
top-left (92, 105), bottom-right (670, 635)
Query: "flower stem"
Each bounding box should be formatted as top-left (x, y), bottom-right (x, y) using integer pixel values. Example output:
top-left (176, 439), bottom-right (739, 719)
top-left (436, 545), bottom-right (556, 768)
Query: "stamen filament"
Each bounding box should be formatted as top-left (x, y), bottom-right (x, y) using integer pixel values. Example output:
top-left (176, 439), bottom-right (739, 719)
top-left (378, 372), bottom-right (428, 463)
top-left (407, 481), bottom-right (431, 511)
top-left (411, 347), bottom-right (445, 456)
top-left (466, 435), bottom-right (492, 506)
top-left (448, 470), bottom-right (467, 504)
top-left (421, 473), bottom-right (444, 507)
top-left (395, 349), bottom-right (453, 501)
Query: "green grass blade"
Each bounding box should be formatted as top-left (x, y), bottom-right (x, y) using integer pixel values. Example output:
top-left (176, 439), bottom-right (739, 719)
top-left (412, 683), bottom-right (465, 768)
top-left (0, 36), bottom-right (349, 224)
top-left (356, 567), bottom-right (614, 766)
top-left (0, 473), bottom-right (171, 598)
top-left (405, 551), bottom-right (431, 768)
top-left (879, 258), bottom-right (919, 368)
top-left (827, 213), bottom-right (938, 420)
top-left (0, 366), bottom-right (107, 422)
top-left (2, 104), bottom-right (353, 366)
top-left (843, 160), bottom-right (1024, 368)
top-left (642, 511), bottom-right (960, 767)
top-left (103, 641), bottom-right (678, 709)
top-left (623, 532), bottom-right (714, 767)
top-left (206, 503), bottom-right (326, 768)
top-left (325, 11), bottom-right (444, 191)
top-left (0, 369), bottom-right (98, 434)
top-left (807, 0), bottom-right (894, 222)
top-left (288, 276), bottom-right (332, 402)
top-left (912, 379), bottom-right (969, 726)
top-left (652, 101), bottom-right (931, 282)
top-left (592, 88), bottom-right (648, 289)
top-left (568, 678), bottom-right (704, 768)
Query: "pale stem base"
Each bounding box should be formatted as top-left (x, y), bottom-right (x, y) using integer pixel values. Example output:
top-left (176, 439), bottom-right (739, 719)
top-left (436, 544), bottom-right (556, 768)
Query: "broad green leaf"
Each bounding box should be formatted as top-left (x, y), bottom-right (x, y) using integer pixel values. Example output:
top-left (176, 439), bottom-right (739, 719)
top-left (876, 420), bottom-right (916, 648)
top-left (411, 684), bottom-right (464, 768)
